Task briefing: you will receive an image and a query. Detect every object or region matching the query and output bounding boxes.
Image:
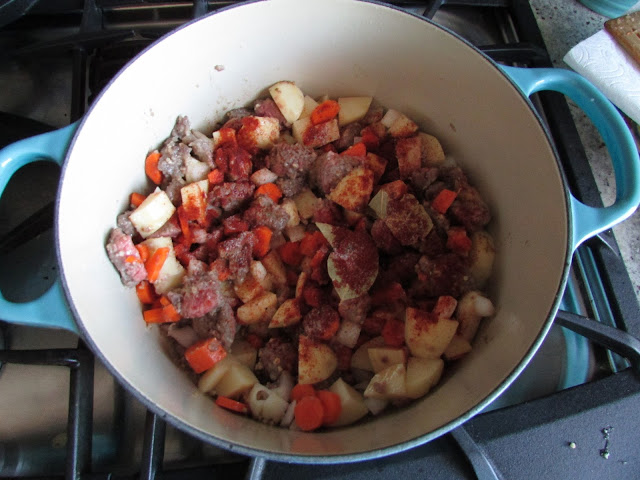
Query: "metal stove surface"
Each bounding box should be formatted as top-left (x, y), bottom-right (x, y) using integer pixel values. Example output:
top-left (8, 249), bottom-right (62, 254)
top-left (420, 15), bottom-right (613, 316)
top-left (0, 1), bottom-right (639, 479)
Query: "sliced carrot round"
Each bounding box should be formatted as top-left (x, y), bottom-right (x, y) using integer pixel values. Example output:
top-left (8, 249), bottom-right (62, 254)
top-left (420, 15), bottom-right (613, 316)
top-left (294, 395), bottom-right (325, 431)
top-left (215, 396), bottom-right (249, 414)
top-left (316, 390), bottom-right (342, 426)
top-left (291, 383), bottom-right (316, 402)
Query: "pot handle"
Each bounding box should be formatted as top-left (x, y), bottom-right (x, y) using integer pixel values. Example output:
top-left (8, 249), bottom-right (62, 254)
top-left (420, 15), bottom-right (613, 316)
top-left (499, 65), bottom-right (640, 250)
top-left (0, 123), bottom-right (80, 334)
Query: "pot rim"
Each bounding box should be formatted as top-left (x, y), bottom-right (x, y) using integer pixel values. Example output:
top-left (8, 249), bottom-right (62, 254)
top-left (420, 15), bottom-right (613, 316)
top-left (54, 0), bottom-right (573, 463)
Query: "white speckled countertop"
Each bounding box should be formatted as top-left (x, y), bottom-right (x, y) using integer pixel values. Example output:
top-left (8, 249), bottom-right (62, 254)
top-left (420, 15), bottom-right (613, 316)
top-left (530, 0), bottom-right (640, 306)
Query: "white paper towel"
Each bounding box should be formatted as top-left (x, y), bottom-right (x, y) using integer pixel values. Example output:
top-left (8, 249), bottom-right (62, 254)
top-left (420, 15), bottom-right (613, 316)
top-left (563, 4), bottom-right (640, 124)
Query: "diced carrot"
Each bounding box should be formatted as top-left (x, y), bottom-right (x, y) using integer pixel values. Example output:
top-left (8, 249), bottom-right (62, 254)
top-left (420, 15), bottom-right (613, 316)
top-left (158, 295), bottom-right (171, 306)
top-left (207, 168), bottom-right (224, 185)
top-left (217, 127), bottom-right (237, 148)
top-left (294, 395), bottom-right (325, 431)
top-left (277, 241), bottom-right (303, 266)
top-left (340, 142), bottom-right (366, 157)
top-left (135, 244), bottom-right (150, 263)
top-left (360, 126), bottom-right (380, 150)
top-left (144, 151), bottom-right (163, 185)
top-left (135, 281), bottom-right (157, 304)
top-left (431, 189), bottom-right (458, 214)
top-left (310, 100), bottom-right (340, 126)
top-left (161, 302), bottom-right (181, 322)
top-left (142, 302), bottom-right (181, 324)
top-left (446, 227), bottom-right (472, 254)
top-left (381, 317), bottom-right (405, 347)
top-left (291, 383), bottom-right (316, 402)
top-left (184, 337), bottom-right (227, 374)
top-left (130, 192), bottom-right (146, 208)
top-left (177, 206), bottom-right (193, 247)
top-left (125, 255), bottom-right (141, 263)
top-left (299, 231), bottom-right (328, 257)
top-left (254, 183), bottom-right (283, 203)
top-left (215, 396), bottom-right (248, 414)
top-left (145, 247), bottom-right (170, 283)
top-left (316, 390), bottom-right (342, 426)
top-left (252, 226), bottom-right (273, 258)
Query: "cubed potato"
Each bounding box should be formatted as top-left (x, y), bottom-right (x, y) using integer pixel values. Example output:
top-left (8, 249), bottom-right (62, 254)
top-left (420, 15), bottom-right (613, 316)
top-left (335, 320), bottom-right (361, 349)
top-left (364, 396), bottom-right (389, 416)
top-left (292, 188), bottom-right (320, 221)
top-left (338, 96), bottom-right (373, 126)
top-left (364, 153), bottom-right (388, 183)
top-left (396, 136), bottom-right (422, 178)
top-left (215, 361), bottom-right (259, 399)
top-left (298, 335), bottom-right (337, 385)
top-left (180, 179), bottom-right (209, 223)
top-left (329, 378), bottom-right (369, 426)
top-left (185, 156), bottom-right (211, 183)
top-left (292, 117), bottom-right (340, 148)
top-left (140, 237), bottom-right (185, 294)
top-left (300, 95), bottom-right (319, 119)
top-left (234, 273), bottom-right (264, 303)
top-left (261, 251), bottom-right (287, 286)
top-left (405, 357), bottom-right (444, 399)
top-left (250, 167), bottom-right (278, 186)
top-left (419, 132), bottom-right (446, 166)
top-left (367, 347), bottom-right (407, 373)
top-left (380, 109), bottom-right (403, 128)
top-left (443, 335), bottom-right (472, 361)
top-left (269, 80), bottom-right (305, 123)
top-left (456, 290), bottom-right (495, 342)
top-left (364, 363), bottom-right (407, 399)
top-left (198, 356), bottom-right (234, 393)
top-left (238, 116), bottom-right (280, 150)
top-left (350, 336), bottom-right (386, 371)
top-left (432, 295), bottom-right (458, 319)
top-left (327, 166), bottom-right (374, 211)
top-left (230, 339), bottom-right (258, 369)
top-left (469, 230), bottom-right (495, 288)
top-left (129, 188), bottom-right (176, 238)
top-left (268, 298), bottom-right (302, 328)
top-left (236, 291), bottom-right (278, 324)
top-left (281, 198), bottom-right (300, 227)
top-left (405, 307), bottom-right (459, 359)
top-left (387, 112), bottom-right (419, 138)
top-left (250, 260), bottom-right (272, 291)
top-left (284, 224), bottom-right (306, 242)
top-left (295, 271), bottom-right (307, 298)
top-left (247, 383), bottom-right (289, 424)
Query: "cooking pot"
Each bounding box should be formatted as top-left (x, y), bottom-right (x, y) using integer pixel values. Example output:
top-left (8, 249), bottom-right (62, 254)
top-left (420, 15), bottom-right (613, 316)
top-left (1, 0), bottom-right (639, 463)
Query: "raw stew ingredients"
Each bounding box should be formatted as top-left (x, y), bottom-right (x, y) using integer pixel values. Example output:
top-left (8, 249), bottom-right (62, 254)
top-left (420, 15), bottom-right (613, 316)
top-left (106, 80), bottom-right (496, 431)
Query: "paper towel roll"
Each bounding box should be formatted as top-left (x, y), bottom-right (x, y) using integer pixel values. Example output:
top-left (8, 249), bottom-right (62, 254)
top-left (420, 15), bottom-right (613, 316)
top-left (563, 6), bottom-right (640, 124)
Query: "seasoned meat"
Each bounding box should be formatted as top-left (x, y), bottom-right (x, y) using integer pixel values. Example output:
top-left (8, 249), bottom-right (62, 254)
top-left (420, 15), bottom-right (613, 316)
top-left (243, 195), bottom-right (290, 232)
top-left (191, 303), bottom-right (237, 350)
top-left (254, 98), bottom-right (288, 127)
top-left (116, 210), bottom-right (136, 237)
top-left (170, 115), bottom-right (192, 140)
top-left (379, 251), bottom-right (421, 287)
top-left (311, 198), bottom-right (343, 226)
top-left (148, 217), bottom-right (181, 239)
top-left (159, 142), bottom-right (190, 180)
top-left (188, 130), bottom-right (215, 166)
top-left (334, 122), bottom-right (362, 151)
top-left (412, 253), bottom-right (471, 297)
top-left (209, 181), bottom-right (255, 213)
top-left (409, 167), bottom-right (439, 197)
top-left (266, 143), bottom-right (317, 197)
top-left (371, 219), bottom-right (402, 255)
top-left (217, 231), bottom-right (256, 283)
top-left (449, 186), bottom-right (491, 231)
top-left (105, 228), bottom-right (147, 287)
top-left (215, 144), bottom-right (253, 181)
top-left (256, 337), bottom-right (297, 381)
top-left (310, 151), bottom-right (362, 195)
top-left (303, 305), bottom-right (340, 340)
top-left (168, 260), bottom-right (222, 318)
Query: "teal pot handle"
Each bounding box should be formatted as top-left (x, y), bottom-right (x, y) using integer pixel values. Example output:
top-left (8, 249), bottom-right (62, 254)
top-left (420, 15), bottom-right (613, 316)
top-left (0, 123), bottom-right (80, 334)
top-left (500, 65), bottom-right (640, 251)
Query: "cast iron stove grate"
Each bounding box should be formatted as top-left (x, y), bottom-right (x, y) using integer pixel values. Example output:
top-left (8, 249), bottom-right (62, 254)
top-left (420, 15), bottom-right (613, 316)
top-left (0, 1), bottom-right (639, 479)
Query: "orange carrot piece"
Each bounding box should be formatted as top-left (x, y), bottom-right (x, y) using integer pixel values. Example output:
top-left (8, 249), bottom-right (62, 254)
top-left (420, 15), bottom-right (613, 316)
top-left (125, 255), bottom-right (142, 263)
top-left (310, 100), bottom-right (340, 126)
top-left (381, 317), bottom-right (405, 347)
top-left (431, 189), bottom-right (458, 214)
top-left (215, 396), bottom-right (248, 414)
top-left (161, 302), bottom-right (181, 322)
top-left (316, 390), bottom-right (342, 425)
top-left (135, 281), bottom-right (156, 304)
top-left (208, 168), bottom-right (224, 185)
top-left (277, 241), bottom-right (303, 266)
top-left (446, 227), bottom-right (472, 254)
top-left (130, 192), bottom-right (146, 208)
top-left (255, 183), bottom-right (283, 203)
top-left (184, 337), bottom-right (227, 374)
top-left (291, 383), bottom-right (316, 402)
top-left (294, 395), bottom-right (325, 431)
top-left (340, 142), bottom-right (366, 157)
top-left (135, 244), bottom-right (150, 263)
top-left (360, 127), bottom-right (380, 150)
top-left (145, 247), bottom-right (170, 283)
top-left (253, 226), bottom-right (273, 258)
top-left (142, 308), bottom-right (165, 324)
top-left (145, 151), bottom-right (163, 185)
top-left (177, 206), bottom-right (193, 247)
top-left (299, 231), bottom-right (328, 257)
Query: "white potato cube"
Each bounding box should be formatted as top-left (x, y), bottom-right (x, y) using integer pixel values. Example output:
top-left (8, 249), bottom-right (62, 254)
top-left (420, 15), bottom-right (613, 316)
top-left (269, 80), bottom-right (305, 123)
top-left (250, 167), bottom-right (278, 185)
top-left (238, 116), bottom-right (280, 150)
top-left (261, 250), bottom-right (287, 285)
top-left (198, 356), bottom-right (234, 393)
top-left (419, 132), bottom-right (446, 166)
top-left (185, 156), bottom-right (211, 183)
top-left (300, 95), bottom-right (319, 119)
top-left (364, 363), bottom-right (407, 399)
top-left (298, 335), bottom-right (337, 385)
top-left (327, 166), bottom-right (374, 211)
top-left (443, 335), bottom-right (473, 361)
top-left (215, 361), bottom-right (259, 399)
top-left (469, 230), bottom-right (496, 288)
top-left (405, 307), bottom-right (459, 359)
top-left (367, 347), bottom-right (407, 373)
top-left (281, 198), bottom-right (300, 227)
top-left (350, 336), bottom-right (385, 371)
top-left (405, 357), bottom-right (444, 399)
top-left (236, 291), bottom-right (278, 324)
top-left (335, 320), bottom-right (361, 349)
top-left (129, 188), bottom-right (176, 238)
top-left (338, 96), bottom-right (373, 126)
top-left (292, 188), bottom-right (319, 221)
top-left (230, 339), bottom-right (258, 369)
top-left (329, 378), bottom-right (369, 426)
top-left (292, 117), bottom-right (340, 148)
top-left (268, 298), bottom-right (302, 328)
top-left (140, 237), bottom-right (185, 294)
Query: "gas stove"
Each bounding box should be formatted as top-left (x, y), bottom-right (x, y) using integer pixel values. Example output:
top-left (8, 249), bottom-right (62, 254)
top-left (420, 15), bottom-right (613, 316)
top-left (1, 1), bottom-right (640, 479)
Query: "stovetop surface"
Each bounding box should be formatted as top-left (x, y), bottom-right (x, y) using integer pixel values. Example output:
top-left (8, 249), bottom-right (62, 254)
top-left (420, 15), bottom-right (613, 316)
top-left (1, 1), bottom-right (640, 479)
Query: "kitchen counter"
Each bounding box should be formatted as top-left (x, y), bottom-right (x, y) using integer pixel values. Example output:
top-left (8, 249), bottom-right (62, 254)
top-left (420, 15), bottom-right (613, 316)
top-left (530, 0), bottom-right (640, 306)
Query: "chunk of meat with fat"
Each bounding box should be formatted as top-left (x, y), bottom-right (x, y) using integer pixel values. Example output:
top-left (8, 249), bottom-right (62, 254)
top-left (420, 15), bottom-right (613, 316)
top-left (310, 151), bottom-right (362, 195)
top-left (243, 195), bottom-right (290, 232)
top-left (217, 231), bottom-right (256, 283)
top-left (106, 228), bottom-right (147, 287)
top-left (209, 181), bottom-right (255, 213)
top-left (167, 260), bottom-right (222, 318)
top-left (256, 337), bottom-right (297, 381)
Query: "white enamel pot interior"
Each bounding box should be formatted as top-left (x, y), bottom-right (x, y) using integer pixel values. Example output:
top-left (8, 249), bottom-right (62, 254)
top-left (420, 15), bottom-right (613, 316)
top-left (57, 0), bottom-right (574, 462)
